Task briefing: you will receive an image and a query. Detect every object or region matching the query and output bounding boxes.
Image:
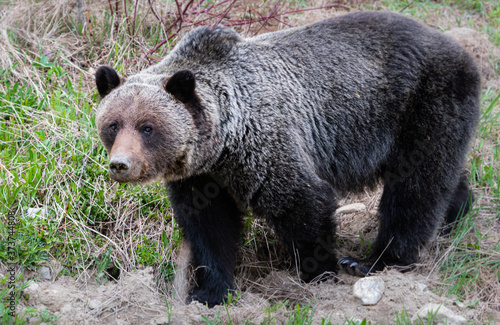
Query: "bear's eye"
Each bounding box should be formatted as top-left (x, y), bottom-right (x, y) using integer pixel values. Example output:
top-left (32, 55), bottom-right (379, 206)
top-left (109, 123), bottom-right (118, 133)
top-left (143, 126), bottom-right (153, 136)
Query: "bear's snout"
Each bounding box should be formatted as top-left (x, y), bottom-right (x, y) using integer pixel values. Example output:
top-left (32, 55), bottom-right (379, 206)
top-left (109, 156), bottom-right (131, 177)
top-left (105, 127), bottom-right (150, 183)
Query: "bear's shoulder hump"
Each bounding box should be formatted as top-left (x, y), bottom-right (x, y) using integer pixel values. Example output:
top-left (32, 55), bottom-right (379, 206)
top-left (173, 26), bottom-right (242, 62)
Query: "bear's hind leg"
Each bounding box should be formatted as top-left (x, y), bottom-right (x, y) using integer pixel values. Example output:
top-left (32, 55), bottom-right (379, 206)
top-left (441, 173), bottom-right (474, 235)
top-left (340, 134), bottom-right (471, 276)
top-left (340, 174), bottom-right (449, 276)
top-left (340, 66), bottom-right (478, 275)
top-left (167, 174), bottom-right (244, 307)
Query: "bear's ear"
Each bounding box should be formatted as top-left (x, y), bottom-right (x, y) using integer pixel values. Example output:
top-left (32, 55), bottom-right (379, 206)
top-left (96, 66), bottom-right (124, 98)
top-left (164, 70), bottom-right (196, 103)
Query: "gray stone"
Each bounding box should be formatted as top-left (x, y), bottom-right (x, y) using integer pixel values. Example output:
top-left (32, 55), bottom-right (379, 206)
top-left (87, 299), bottom-right (100, 310)
top-left (353, 276), bottom-right (385, 305)
top-left (39, 267), bottom-right (51, 280)
top-left (412, 303), bottom-right (467, 325)
top-left (60, 304), bottom-right (73, 315)
top-left (336, 203), bottom-right (366, 214)
top-left (414, 283), bottom-right (427, 293)
top-left (26, 207), bottom-right (47, 219)
top-left (151, 316), bottom-right (170, 325)
top-left (25, 282), bottom-right (40, 296)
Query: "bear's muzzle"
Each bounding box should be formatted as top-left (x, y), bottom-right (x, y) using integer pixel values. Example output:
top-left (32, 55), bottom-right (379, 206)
top-left (109, 155), bottom-right (131, 178)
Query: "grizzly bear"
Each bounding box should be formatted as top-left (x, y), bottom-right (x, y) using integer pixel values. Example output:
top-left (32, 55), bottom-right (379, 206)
top-left (95, 11), bottom-right (480, 307)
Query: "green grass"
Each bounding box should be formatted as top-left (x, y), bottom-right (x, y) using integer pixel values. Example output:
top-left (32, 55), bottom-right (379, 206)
top-left (0, 53), bottom-right (177, 322)
top-left (370, 0), bottom-right (500, 46)
top-left (436, 89), bottom-right (500, 304)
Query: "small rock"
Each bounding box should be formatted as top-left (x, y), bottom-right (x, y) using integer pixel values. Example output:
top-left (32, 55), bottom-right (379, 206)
top-left (466, 310), bottom-right (476, 319)
top-left (25, 282), bottom-right (40, 296)
top-left (87, 299), bottom-right (100, 310)
top-left (416, 283), bottom-right (427, 293)
top-left (60, 304), bottom-right (73, 315)
top-left (151, 316), bottom-right (170, 325)
top-left (411, 304), bottom-right (466, 325)
top-left (26, 207), bottom-right (47, 219)
top-left (353, 276), bottom-right (385, 305)
top-left (39, 267), bottom-right (51, 280)
top-left (336, 203), bottom-right (366, 214)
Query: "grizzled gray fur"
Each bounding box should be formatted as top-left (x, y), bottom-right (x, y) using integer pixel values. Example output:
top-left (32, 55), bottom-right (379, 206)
top-left (95, 11), bottom-right (480, 307)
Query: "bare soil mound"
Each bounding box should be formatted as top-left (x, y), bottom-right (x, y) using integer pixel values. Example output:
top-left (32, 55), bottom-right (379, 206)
top-left (20, 264), bottom-right (497, 324)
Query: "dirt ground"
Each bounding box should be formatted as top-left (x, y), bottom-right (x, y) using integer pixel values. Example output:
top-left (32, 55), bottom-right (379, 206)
top-left (7, 1), bottom-right (500, 324)
top-left (17, 266), bottom-right (492, 324)
top-left (16, 194), bottom-right (500, 324)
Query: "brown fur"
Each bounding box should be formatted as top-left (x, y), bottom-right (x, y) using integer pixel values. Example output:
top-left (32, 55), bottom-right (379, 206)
top-left (96, 87), bottom-right (192, 184)
top-left (109, 128), bottom-right (148, 181)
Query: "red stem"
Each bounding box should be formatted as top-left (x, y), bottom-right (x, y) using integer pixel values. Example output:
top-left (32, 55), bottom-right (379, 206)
top-left (107, 0), bottom-right (114, 15)
top-left (144, 0), bottom-right (356, 58)
top-left (254, 0), bottom-right (282, 35)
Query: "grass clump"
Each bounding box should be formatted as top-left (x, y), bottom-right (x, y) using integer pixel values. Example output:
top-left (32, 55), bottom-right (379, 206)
top-left (434, 89), bottom-right (500, 310)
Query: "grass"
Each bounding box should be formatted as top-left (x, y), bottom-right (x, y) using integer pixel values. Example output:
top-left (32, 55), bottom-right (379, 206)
top-left (0, 32), bottom-right (177, 322)
top-left (0, 0), bottom-right (499, 324)
top-left (434, 89), bottom-right (500, 307)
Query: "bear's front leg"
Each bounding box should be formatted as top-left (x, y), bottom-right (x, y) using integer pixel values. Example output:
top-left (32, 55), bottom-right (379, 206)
top-left (167, 174), bottom-right (243, 307)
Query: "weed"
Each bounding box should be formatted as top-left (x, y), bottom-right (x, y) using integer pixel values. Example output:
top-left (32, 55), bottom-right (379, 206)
top-left (201, 311), bottom-right (224, 325)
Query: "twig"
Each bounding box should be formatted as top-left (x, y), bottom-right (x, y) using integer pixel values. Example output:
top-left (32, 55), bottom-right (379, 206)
top-left (142, 0), bottom-right (356, 59)
top-left (400, 0), bottom-right (417, 13)
top-left (132, 0), bottom-right (139, 37)
top-left (254, 0), bottom-right (282, 35)
top-left (279, 1), bottom-right (356, 16)
top-left (148, 0), bottom-right (164, 26)
top-left (174, 0), bottom-right (183, 29)
top-left (123, 0), bottom-right (129, 35)
top-left (212, 0), bottom-right (238, 27)
top-left (107, 0), bottom-right (114, 15)
top-left (182, 0), bottom-right (196, 16)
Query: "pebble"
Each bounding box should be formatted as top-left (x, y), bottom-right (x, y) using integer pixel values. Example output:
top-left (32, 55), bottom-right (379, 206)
top-left (411, 304), bottom-right (467, 325)
top-left (25, 282), bottom-right (40, 296)
top-left (87, 299), bottom-right (100, 310)
top-left (40, 266), bottom-right (51, 280)
top-left (25, 207), bottom-right (47, 219)
top-left (151, 316), bottom-right (170, 325)
top-left (416, 283), bottom-right (427, 293)
top-left (60, 304), bottom-right (73, 314)
top-left (353, 276), bottom-right (385, 305)
top-left (336, 203), bottom-right (366, 214)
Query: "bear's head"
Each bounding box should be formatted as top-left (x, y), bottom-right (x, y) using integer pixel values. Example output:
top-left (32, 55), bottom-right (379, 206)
top-left (95, 66), bottom-right (205, 184)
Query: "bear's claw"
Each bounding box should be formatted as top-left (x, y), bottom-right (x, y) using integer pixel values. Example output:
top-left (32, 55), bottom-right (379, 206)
top-left (339, 256), bottom-right (371, 277)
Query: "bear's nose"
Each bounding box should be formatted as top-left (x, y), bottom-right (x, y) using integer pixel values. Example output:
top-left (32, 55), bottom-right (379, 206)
top-left (109, 156), bottom-right (131, 176)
